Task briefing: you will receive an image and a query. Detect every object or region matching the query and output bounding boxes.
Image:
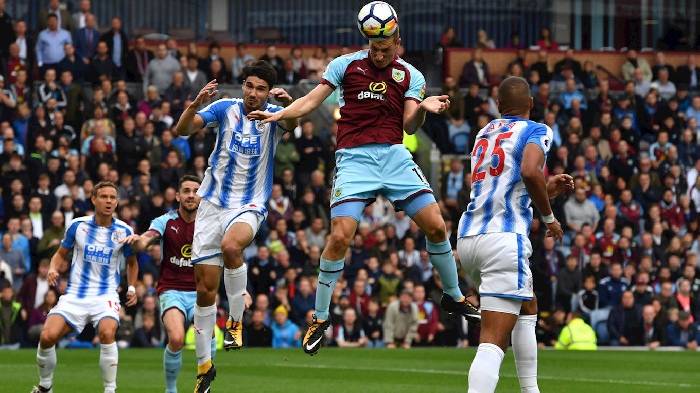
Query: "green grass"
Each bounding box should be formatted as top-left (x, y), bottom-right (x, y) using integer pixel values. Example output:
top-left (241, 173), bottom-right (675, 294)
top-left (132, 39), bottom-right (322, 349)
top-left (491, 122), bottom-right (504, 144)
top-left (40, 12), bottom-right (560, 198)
top-left (2, 348), bottom-right (699, 392)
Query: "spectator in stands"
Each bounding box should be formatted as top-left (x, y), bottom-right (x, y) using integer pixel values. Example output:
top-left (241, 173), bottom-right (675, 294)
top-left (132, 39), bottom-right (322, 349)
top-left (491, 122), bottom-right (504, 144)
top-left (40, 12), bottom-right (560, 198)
top-left (413, 284), bottom-right (438, 346)
top-left (289, 46), bottom-right (307, 79)
top-left (652, 52), bottom-right (674, 81)
top-left (383, 289), bottom-right (418, 349)
top-left (245, 309), bottom-right (272, 347)
top-left (72, 0), bottom-right (95, 29)
top-left (125, 36), bottom-right (154, 83)
top-left (0, 0), bottom-right (14, 62)
top-left (0, 75), bottom-right (16, 124)
top-left (650, 67), bottom-right (677, 101)
top-left (39, 0), bottom-right (73, 32)
top-left (557, 255), bottom-right (582, 312)
top-left (271, 305), bottom-right (300, 348)
top-left (564, 186), bottom-right (600, 236)
top-left (4, 43), bottom-right (26, 86)
top-left (440, 158), bottom-right (464, 217)
top-left (476, 29), bottom-right (495, 49)
top-left (26, 287), bottom-right (58, 345)
top-left (197, 41), bottom-right (221, 73)
top-left (36, 211), bottom-right (63, 259)
top-left (622, 49), bottom-right (652, 82)
top-left (231, 43), bottom-right (255, 83)
top-left (13, 20), bottom-right (33, 69)
top-left (554, 49), bottom-right (583, 80)
top-left (437, 26), bottom-right (463, 49)
top-left (57, 43), bottom-right (87, 84)
top-left (631, 67), bottom-right (651, 98)
top-left (599, 262), bottom-right (629, 308)
top-left (536, 27), bottom-right (558, 50)
top-left (459, 49), bottom-right (490, 88)
top-left (144, 43), bottom-right (180, 94)
top-left (163, 71), bottom-right (191, 118)
top-left (290, 277), bottom-right (315, 325)
top-left (36, 13), bottom-right (72, 74)
top-left (608, 290), bottom-right (643, 346)
top-left (336, 308), bottom-right (368, 348)
top-left (560, 78), bottom-right (587, 110)
top-left (675, 54), bottom-right (698, 91)
top-left (280, 58), bottom-right (301, 85)
top-left (260, 45), bottom-right (285, 77)
top-left (305, 46), bottom-right (330, 77)
top-left (131, 313), bottom-right (162, 348)
top-left (0, 280), bottom-right (21, 349)
top-left (641, 304), bottom-right (665, 349)
top-left (207, 57), bottom-right (230, 84)
top-left (666, 310), bottom-right (699, 349)
top-left (90, 41), bottom-right (117, 84)
top-left (100, 16), bottom-right (128, 74)
top-left (183, 53), bottom-right (207, 93)
top-left (74, 12), bottom-right (98, 64)
top-left (295, 120), bottom-right (323, 187)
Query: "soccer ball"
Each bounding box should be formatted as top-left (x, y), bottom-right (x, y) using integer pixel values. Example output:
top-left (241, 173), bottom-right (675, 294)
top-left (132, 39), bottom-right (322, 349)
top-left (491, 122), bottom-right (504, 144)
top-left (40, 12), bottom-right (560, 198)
top-left (357, 1), bottom-right (399, 40)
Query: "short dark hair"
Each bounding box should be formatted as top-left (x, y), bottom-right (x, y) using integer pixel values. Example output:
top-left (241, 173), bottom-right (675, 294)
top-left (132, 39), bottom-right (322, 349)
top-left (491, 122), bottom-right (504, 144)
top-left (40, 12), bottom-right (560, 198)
top-left (241, 60), bottom-right (277, 89)
top-left (178, 175), bottom-right (201, 189)
top-left (47, 13), bottom-right (58, 20)
top-left (92, 181), bottom-right (118, 197)
top-left (187, 53), bottom-right (198, 62)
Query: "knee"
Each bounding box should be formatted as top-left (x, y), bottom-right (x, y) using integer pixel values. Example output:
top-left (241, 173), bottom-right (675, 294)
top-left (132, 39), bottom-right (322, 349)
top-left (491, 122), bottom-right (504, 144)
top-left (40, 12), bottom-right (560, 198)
top-left (327, 230), bottom-right (351, 254)
top-left (98, 329), bottom-right (116, 344)
top-left (221, 241), bottom-right (243, 263)
top-left (40, 330), bottom-right (58, 348)
top-left (425, 223), bottom-right (447, 242)
top-left (168, 334), bottom-right (185, 352)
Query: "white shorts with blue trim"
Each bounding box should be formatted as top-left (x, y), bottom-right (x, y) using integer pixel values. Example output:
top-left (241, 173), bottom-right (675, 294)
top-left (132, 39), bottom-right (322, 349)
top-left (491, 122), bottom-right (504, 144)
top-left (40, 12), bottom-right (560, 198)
top-left (48, 293), bottom-right (121, 333)
top-left (192, 199), bottom-right (264, 267)
top-left (457, 232), bottom-right (534, 304)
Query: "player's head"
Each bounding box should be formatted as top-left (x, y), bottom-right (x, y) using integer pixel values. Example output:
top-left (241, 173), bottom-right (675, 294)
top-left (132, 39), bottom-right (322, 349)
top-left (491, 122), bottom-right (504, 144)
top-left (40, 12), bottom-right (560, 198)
top-left (241, 60), bottom-right (277, 111)
top-left (177, 175), bottom-right (201, 213)
top-left (91, 181), bottom-right (118, 217)
top-left (497, 76), bottom-right (533, 118)
top-left (369, 32), bottom-right (400, 69)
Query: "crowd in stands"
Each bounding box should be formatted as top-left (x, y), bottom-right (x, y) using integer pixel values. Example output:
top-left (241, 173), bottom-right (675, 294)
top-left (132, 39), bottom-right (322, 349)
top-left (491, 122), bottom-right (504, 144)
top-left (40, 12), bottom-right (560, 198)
top-left (1, 1), bottom-right (699, 352)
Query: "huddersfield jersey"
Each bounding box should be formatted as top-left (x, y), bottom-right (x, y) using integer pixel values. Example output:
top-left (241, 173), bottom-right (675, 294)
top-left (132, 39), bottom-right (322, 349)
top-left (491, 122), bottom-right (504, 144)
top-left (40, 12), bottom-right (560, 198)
top-left (458, 117), bottom-right (553, 238)
top-left (321, 50), bottom-right (426, 149)
top-left (197, 98), bottom-right (285, 209)
top-left (61, 216), bottom-right (134, 298)
top-left (148, 210), bottom-right (195, 294)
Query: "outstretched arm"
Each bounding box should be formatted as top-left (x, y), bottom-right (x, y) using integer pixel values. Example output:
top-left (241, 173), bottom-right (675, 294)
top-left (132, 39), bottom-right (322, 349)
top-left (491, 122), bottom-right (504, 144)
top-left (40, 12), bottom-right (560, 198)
top-left (173, 79), bottom-right (219, 137)
top-left (247, 83), bottom-right (334, 124)
top-left (403, 95), bottom-right (450, 135)
top-left (120, 230), bottom-right (160, 253)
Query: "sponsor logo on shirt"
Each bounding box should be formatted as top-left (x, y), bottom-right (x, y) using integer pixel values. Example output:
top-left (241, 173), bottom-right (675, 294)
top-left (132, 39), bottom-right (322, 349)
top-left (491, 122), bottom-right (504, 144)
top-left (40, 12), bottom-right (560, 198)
top-left (230, 132), bottom-right (262, 155)
top-left (83, 244), bottom-right (113, 265)
top-left (358, 81), bottom-right (387, 101)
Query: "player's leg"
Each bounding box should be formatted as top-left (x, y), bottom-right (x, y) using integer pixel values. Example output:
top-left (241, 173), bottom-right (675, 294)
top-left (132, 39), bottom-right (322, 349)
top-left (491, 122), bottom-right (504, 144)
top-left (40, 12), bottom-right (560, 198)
top-left (161, 305), bottom-right (187, 393)
top-left (469, 306), bottom-right (519, 393)
top-left (512, 298), bottom-right (540, 393)
top-left (303, 210), bottom-right (360, 355)
top-left (96, 318), bottom-right (119, 393)
top-left (34, 315), bottom-right (72, 392)
top-left (409, 202), bottom-right (480, 320)
top-left (220, 214), bottom-right (260, 350)
top-left (193, 263), bottom-right (220, 392)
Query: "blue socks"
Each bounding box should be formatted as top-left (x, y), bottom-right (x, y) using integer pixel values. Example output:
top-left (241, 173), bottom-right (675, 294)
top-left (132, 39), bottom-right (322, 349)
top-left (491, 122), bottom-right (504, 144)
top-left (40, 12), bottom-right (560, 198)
top-left (163, 346), bottom-right (182, 393)
top-left (426, 239), bottom-right (463, 300)
top-left (314, 257), bottom-right (345, 320)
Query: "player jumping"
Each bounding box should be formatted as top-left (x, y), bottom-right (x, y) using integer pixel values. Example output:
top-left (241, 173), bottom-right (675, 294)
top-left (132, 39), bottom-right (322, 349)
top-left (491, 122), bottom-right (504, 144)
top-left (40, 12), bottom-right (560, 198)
top-left (456, 77), bottom-right (573, 393)
top-left (121, 175), bottom-right (216, 393)
top-left (32, 182), bottom-right (138, 393)
top-left (248, 16), bottom-right (480, 356)
top-left (173, 61), bottom-right (297, 393)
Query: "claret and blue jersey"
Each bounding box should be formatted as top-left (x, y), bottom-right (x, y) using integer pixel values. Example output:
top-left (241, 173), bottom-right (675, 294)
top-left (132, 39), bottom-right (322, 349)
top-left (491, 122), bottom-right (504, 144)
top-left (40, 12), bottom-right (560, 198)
top-left (196, 98), bottom-right (285, 210)
top-left (61, 216), bottom-right (134, 298)
top-left (458, 116), bottom-right (554, 238)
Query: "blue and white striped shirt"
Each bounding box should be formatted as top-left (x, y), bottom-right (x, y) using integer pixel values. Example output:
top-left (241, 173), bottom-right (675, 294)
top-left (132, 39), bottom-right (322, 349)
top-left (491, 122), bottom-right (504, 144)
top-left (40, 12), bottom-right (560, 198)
top-left (197, 98), bottom-right (285, 210)
top-left (61, 216), bottom-right (134, 298)
top-left (458, 117), bottom-right (553, 238)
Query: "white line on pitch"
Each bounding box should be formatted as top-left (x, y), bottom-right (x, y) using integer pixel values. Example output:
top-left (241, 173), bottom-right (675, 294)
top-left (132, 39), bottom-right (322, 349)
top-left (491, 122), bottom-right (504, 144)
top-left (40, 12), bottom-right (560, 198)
top-left (270, 363), bottom-right (697, 389)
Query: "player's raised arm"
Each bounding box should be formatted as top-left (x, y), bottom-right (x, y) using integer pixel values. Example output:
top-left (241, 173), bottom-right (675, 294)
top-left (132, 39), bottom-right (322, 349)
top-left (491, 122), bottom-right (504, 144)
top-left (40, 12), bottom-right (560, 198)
top-left (403, 95), bottom-right (450, 134)
top-left (247, 83), bottom-right (334, 124)
top-left (173, 79), bottom-right (219, 137)
top-left (120, 230), bottom-right (160, 253)
top-left (267, 87), bottom-right (299, 131)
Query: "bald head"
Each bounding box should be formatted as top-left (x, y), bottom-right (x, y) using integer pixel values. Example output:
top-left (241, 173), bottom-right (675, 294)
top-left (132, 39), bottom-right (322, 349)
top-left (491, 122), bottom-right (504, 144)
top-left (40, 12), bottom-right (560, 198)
top-left (498, 76), bottom-right (532, 117)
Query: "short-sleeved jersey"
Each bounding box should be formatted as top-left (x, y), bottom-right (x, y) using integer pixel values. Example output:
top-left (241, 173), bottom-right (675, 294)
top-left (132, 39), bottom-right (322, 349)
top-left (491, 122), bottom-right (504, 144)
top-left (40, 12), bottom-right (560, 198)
top-left (61, 216), bottom-right (134, 298)
top-left (458, 117), bottom-right (553, 238)
top-left (148, 210), bottom-right (195, 294)
top-left (321, 50), bottom-right (426, 149)
top-left (197, 98), bottom-right (285, 209)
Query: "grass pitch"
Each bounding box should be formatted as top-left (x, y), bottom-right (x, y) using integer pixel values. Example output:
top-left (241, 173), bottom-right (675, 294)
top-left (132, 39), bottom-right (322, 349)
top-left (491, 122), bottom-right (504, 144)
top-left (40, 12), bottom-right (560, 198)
top-left (2, 347), bottom-right (698, 392)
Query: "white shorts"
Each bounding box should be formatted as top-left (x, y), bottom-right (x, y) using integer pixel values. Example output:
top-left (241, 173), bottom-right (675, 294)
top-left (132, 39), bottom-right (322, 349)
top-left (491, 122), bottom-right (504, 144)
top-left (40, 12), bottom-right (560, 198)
top-left (192, 199), bottom-right (264, 267)
top-left (48, 293), bottom-right (121, 333)
top-left (457, 232), bottom-right (534, 313)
